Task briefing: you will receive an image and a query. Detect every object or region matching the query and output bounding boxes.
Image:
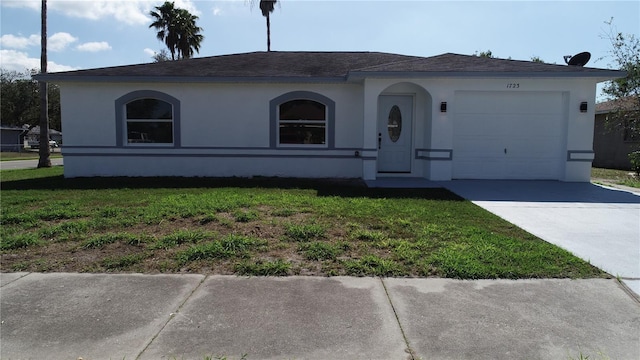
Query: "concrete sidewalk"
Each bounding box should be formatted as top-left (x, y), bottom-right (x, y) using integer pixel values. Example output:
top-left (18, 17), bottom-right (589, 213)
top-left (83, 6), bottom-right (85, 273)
top-left (1, 273), bottom-right (639, 360)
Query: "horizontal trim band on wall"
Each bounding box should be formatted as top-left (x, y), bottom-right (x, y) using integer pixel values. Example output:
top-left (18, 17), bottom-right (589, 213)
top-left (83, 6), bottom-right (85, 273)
top-left (415, 148), bottom-right (453, 161)
top-left (62, 152), bottom-right (375, 160)
top-left (62, 145), bottom-right (370, 151)
top-left (567, 150), bottom-right (595, 162)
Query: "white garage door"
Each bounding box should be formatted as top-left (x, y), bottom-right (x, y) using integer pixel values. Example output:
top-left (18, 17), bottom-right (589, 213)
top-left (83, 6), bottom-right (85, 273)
top-left (453, 91), bottom-right (566, 180)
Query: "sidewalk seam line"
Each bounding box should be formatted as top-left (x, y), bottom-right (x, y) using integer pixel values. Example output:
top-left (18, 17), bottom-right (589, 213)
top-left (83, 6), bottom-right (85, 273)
top-left (616, 278), bottom-right (640, 304)
top-left (135, 275), bottom-right (208, 360)
top-left (380, 278), bottom-right (415, 360)
top-left (0, 272), bottom-right (32, 288)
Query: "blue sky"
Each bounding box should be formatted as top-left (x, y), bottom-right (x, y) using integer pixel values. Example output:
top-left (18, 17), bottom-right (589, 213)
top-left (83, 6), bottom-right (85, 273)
top-left (1, 0), bottom-right (638, 76)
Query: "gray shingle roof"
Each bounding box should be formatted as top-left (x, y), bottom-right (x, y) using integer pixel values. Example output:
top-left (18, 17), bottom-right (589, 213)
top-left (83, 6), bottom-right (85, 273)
top-left (595, 97), bottom-right (639, 114)
top-left (36, 51), bottom-right (624, 83)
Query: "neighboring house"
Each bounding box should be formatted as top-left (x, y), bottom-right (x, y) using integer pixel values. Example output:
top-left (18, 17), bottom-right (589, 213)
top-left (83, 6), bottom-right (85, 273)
top-left (593, 98), bottom-right (639, 170)
top-left (25, 126), bottom-right (63, 148)
top-left (0, 126), bottom-right (28, 152)
top-left (36, 51), bottom-right (624, 181)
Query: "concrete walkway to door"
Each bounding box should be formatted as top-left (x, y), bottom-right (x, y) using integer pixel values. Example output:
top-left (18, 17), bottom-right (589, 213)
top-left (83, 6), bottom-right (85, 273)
top-left (444, 180), bottom-right (640, 296)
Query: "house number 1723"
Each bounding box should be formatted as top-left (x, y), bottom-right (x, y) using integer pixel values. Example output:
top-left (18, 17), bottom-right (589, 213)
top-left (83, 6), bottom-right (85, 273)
top-left (507, 83), bottom-right (520, 88)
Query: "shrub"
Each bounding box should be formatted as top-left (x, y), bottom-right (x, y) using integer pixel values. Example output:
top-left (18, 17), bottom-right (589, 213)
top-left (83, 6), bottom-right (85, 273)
top-left (629, 151), bottom-right (640, 175)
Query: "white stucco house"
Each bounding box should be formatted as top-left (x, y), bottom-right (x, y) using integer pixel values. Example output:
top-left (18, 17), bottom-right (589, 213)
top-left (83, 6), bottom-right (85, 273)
top-left (37, 51), bottom-right (624, 181)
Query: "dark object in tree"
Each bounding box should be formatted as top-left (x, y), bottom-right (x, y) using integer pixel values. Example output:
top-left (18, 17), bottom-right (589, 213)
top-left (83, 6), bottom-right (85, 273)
top-left (149, 1), bottom-right (204, 60)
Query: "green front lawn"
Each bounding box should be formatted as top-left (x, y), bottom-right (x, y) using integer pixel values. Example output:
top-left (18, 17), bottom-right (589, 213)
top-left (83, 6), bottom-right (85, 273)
top-left (592, 167), bottom-right (640, 188)
top-left (0, 167), bottom-right (605, 278)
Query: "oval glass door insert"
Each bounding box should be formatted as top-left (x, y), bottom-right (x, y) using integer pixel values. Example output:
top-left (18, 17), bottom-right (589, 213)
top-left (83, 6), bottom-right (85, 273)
top-left (388, 105), bottom-right (402, 142)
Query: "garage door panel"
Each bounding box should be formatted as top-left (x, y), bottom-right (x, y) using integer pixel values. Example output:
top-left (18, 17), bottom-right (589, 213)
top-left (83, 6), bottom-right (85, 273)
top-left (504, 159), bottom-right (561, 179)
top-left (455, 115), bottom-right (507, 136)
top-left (453, 91), bottom-right (566, 180)
top-left (455, 136), bottom-right (504, 155)
top-left (456, 92), bottom-right (565, 115)
top-left (453, 159), bottom-right (504, 179)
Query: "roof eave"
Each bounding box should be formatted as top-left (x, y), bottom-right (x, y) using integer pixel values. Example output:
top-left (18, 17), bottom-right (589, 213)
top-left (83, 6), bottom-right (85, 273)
top-left (347, 70), bottom-right (627, 81)
top-left (33, 74), bottom-right (348, 84)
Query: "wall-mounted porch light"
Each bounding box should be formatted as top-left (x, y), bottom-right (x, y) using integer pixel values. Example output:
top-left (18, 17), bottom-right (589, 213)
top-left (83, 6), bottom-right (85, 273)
top-left (440, 102), bottom-right (447, 112)
top-left (580, 102), bottom-right (588, 112)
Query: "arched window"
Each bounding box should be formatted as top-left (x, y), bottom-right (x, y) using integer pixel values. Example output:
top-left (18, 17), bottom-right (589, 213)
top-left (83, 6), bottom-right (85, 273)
top-left (115, 90), bottom-right (180, 147)
top-left (125, 98), bottom-right (173, 144)
top-left (278, 99), bottom-right (326, 145)
top-left (269, 91), bottom-right (335, 148)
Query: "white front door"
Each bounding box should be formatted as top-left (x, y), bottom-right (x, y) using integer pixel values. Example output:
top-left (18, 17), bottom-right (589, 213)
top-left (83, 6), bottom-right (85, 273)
top-left (378, 95), bottom-right (413, 173)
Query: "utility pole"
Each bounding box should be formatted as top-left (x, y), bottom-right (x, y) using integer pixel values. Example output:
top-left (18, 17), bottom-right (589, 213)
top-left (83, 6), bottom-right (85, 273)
top-left (38, 0), bottom-right (51, 168)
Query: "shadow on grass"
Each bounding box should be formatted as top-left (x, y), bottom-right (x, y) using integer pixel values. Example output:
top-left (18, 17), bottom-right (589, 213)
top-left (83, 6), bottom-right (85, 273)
top-left (1, 174), bottom-right (464, 201)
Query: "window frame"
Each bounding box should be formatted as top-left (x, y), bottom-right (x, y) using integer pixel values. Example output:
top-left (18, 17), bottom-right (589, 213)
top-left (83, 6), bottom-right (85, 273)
top-left (115, 90), bottom-right (181, 148)
top-left (277, 99), bottom-right (328, 147)
top-left (270, 91), bottom-right (336, 149)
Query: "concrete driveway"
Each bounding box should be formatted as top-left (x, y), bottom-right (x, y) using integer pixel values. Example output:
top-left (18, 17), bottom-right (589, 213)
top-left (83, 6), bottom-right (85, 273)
top-left (445, 180), bottom-right (640, 295)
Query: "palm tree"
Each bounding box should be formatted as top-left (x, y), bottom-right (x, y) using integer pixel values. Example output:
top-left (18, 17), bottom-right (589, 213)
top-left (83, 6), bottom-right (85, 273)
top-left (259, 0), bottom-right (276, 51)
top-left (149, 1), bottom-right (179, 60)
top-left (149, 1), bottom-right (204, 60)
top-left (175, 9), bottom-right (203, 59)
top-left (38, 0), bottom-right (50, 168)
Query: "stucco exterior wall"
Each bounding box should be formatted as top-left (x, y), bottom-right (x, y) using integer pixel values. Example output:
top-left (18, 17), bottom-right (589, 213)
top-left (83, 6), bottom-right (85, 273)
top-left (361, 76), bottom-right (598, 181)
top-left (60, 82), bottom-right (364, 178)
top-left (59, 76), bottom-right (600, 181)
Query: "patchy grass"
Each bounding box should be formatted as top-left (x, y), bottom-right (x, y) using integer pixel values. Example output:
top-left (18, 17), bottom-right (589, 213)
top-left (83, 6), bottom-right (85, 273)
top-left (0, 167), bottom-right (607, 279)
top-left (592, 167), bottom-right (640, 188)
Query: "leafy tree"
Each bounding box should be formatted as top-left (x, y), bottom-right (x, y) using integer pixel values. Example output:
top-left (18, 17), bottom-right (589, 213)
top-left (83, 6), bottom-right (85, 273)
top-left (474, 50), bottom-right (493, 58)
top-left (0, 69), bottom-right (61, 131)
top-left (530, 56), bottom-right (545, 63)
top-left (152, 49), bottom-right (171, 62)
top-left (39, 0), bottom-right (50, 168)
top-left (600, 18), bottom-right (640, 143)
top-left (149, 1), bottom-right (204, 60)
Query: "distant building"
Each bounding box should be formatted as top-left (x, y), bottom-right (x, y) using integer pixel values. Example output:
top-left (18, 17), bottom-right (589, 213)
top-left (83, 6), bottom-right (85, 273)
top-left (0, 126), bottom-right (28, 152)
top-left (25, 126), bottom-right (63, 148)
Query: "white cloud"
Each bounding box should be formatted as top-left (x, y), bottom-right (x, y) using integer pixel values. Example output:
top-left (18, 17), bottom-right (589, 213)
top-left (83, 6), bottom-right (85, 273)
top-left (76, 41), bottom-right (112, 52)
top-left (0, 34), bottom-right (40, 49)
top-left (213, 7), bottom-right (222, 16)
top-left (0, 49), bottom-right (78, 73)
top-left (143, 48), bottom-right (156, 56)
top-left (0, 32), bottom-right (78, 52)
top-left (2, 0), bottom-right (201, 26)
top-left (48, 32), bottom-right (78, 52)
